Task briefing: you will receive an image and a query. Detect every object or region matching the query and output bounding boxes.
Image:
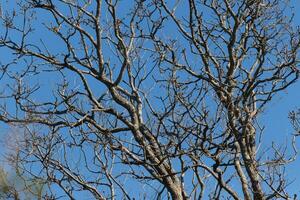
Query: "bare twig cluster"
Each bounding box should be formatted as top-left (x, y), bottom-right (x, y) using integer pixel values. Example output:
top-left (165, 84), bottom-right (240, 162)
top-left (0, 0), bottom-right (299, 199)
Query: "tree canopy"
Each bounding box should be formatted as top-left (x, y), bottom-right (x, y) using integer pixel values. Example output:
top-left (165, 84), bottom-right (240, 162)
top-left (0, 0), bottom-right (299, 199)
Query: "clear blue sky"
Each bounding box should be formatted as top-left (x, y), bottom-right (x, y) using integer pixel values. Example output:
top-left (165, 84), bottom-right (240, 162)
top-left (0, 0), bottom-right (299, 199)
top-left (259, 1), bottom-right (300, 194)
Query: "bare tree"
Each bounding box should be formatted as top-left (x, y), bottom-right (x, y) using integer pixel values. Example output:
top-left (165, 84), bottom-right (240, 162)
top-left (0, 0), bottom-right (299, 199)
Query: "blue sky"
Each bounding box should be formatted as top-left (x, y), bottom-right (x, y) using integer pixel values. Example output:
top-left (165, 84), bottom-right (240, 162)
top-left (0, 0), bottom-right (299, 199)
top-left (258, 0), bottom-right (300, 194)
